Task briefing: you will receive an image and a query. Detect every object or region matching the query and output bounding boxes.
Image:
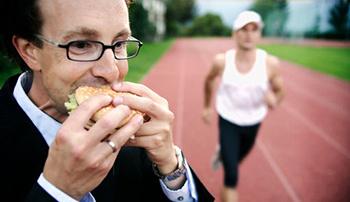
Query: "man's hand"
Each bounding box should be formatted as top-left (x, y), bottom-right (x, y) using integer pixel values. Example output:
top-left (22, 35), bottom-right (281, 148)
top-left (112, 82), bottom-right (180, 179)
top-left (43, 94), bottom-right (143, 200)
top-left (265, 90), bottom-right (278, 109)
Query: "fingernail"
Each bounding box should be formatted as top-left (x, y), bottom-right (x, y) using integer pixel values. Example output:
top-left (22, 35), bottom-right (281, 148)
top-left (105, 95), bottom-right (113, 103)
top-left (113, 82), bottom-right (122, 90)
top-left (129, 136), bottom-right (137, 143)
top-left (134, 115), bottom-right (144, 125)
top-left (113, 96), bottom-right (123, 105)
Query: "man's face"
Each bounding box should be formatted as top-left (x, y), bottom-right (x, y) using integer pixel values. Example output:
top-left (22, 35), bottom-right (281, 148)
top-left (34, 0), bottom-right (130, 113)
top-left (234, 23), bottom-right (261, 50)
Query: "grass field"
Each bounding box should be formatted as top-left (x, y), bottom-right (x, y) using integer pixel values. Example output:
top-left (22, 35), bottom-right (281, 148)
top-left (258, 43), bottom-right (350, 82)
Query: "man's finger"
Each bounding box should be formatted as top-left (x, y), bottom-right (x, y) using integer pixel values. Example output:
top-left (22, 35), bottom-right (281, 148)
top-left (66, 95), bottom-right (112, 130)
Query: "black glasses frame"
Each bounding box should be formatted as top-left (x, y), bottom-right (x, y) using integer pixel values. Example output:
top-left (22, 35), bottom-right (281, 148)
top-left (35, 35), bottom-right (143, 62)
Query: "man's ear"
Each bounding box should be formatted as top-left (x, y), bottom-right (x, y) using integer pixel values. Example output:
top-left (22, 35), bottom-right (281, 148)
top-left (12, 35), bottom-right (41, 71)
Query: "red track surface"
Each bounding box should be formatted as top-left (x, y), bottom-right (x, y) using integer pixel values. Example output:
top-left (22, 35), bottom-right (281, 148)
top-left (141, 38), bottom-right (350, 202)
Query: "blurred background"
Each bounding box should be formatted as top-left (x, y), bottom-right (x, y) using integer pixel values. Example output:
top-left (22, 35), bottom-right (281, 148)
top-left (0, 0), bottom-right (349, 201)
top-left (129, 0), bottom-right (350, 41)
top-left (123, 0), bottom-right (350, 83)
top-left (126, 1), bottom-right (350, 201)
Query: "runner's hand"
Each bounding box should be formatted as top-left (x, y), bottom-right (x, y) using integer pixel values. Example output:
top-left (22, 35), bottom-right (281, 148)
top-left (202, 107), bottom-right (212, 124)
top-left (265, 90), bottom-right (278, 109)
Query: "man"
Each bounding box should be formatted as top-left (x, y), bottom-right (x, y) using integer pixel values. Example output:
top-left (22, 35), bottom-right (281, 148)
top-left (202, 11), bottom-right (284, 202)
top-left (0, 0), bottom-right (213, 201)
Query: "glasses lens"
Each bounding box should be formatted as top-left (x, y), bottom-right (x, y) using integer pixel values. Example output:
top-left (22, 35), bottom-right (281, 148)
top-left (68, 41), bottom-right (102, 61)
top-left (114, 41), bottom-right (139, 59)
top-left (126, 41), bottom-right (139, 58)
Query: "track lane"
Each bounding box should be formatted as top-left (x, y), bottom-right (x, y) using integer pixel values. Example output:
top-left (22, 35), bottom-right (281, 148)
top-left (141, 38), bottom-right (350, 202)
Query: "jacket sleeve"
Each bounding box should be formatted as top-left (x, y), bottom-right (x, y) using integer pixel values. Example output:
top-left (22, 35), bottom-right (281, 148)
top-left (189, 167), bottom-right (215, 202)
top-left (112, 147), bottom-right (214, 201)
top-left (25, 182), bottom-right (58, 202)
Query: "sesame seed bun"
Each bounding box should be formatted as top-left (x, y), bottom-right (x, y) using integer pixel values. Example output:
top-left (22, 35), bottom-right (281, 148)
top-left (73, 85), bottom-right (143, 128)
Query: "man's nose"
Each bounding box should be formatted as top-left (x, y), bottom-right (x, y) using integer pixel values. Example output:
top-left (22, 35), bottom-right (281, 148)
top-left (91, 49), bottom-right (119, 83)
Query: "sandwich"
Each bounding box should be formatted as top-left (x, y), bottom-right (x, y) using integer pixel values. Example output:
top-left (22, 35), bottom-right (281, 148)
top-left (65, 85), bottom-right (144, 130)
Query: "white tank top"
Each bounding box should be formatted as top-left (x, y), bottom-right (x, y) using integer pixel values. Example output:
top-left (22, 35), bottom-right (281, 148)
top-left (216, 49), bottom-right (269, 126)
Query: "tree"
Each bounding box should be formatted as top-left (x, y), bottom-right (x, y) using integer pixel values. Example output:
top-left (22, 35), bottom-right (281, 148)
top-left (186, 13), bottom-right (231, 36)
top-left (165, 0), bottom-right (196, 36)
top-left (0, 34), bottom-right (17, 72)
top-left (249, 0), bottom-right (289, 36)
top-left (305, 12), bottom-right (321, 38)
top-left (328, 0), bottom-right (350, 39)
top-left (129, 1), bottom-right (156, 41)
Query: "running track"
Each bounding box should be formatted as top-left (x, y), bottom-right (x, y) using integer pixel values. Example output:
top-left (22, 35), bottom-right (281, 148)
top-left (141, 38), bottom-right (350, 202)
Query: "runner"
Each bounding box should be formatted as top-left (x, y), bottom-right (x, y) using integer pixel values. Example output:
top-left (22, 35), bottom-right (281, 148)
top-left (202, 11), bottom-right (284, 202)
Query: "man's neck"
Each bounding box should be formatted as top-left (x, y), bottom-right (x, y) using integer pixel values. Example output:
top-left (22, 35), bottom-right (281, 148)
top-left (235, 47), bottom-right (257, 62)
top-left (234, 48), bottom-right (257, 74)
top-left (28, 72), bottom-right (67, 123)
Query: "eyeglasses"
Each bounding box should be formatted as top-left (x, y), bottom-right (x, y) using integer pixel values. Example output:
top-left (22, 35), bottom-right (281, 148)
top-left (35, 34), bottom-right (143, 62)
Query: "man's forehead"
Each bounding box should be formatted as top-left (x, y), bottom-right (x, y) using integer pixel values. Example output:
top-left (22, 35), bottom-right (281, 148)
top-left (241, 23), bottom-right (259, 30)
top-left (39, 0), bottom-right (130, 38)
top-left (39, 0), bottom-right (127, 12)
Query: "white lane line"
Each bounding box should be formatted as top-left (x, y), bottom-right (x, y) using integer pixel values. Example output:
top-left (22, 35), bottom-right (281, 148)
top-left (282, 105), bottom-right (350, 160)
top-left (258, 141), bottom-right (301, 202)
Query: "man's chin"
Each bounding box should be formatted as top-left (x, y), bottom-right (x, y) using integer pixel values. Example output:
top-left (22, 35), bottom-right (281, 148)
top-left (241, 44), bottom-right (255, 51)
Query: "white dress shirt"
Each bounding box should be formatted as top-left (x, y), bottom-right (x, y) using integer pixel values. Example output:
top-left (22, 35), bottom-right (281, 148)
top-left (13, 72), bottom-right (198, 202)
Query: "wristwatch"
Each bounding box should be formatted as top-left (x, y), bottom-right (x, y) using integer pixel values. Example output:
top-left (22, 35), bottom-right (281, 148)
top-left (152, 145), bottom-right (186, 182)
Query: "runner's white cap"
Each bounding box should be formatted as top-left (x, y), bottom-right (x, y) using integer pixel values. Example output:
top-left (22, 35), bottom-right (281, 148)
top-left (233, 11), bottom-right (264, 31)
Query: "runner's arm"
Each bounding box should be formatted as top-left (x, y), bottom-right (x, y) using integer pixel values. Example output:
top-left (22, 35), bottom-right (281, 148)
top-left (204, 54), bottom-right (225, 109)
top-left (266, 55), bottom-right (285, 108)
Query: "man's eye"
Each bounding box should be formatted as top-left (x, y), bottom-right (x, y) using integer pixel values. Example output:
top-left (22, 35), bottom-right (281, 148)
top-left (70, 41), bottom-right (92, 49)
top-left (114, 41), bottom-right (126, 49)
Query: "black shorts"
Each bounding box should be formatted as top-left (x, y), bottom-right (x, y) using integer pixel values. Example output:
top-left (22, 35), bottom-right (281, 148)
top-left (218, 115), bottom-right (261, 187)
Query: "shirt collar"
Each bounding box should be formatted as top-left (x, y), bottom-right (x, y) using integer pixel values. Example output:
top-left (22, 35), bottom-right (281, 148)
top-left (13, 72), bottom-right (61, 146)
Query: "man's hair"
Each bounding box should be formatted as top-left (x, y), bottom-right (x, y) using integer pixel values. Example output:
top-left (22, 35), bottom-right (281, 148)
top-left (0, 0), bottom-right (133, 72)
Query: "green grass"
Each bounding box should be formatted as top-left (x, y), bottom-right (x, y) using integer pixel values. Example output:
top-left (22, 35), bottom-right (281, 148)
top-left (258, 43), bottom-right (350, 82)
top-left (0, 39), bottom-right (174, 87)
top-left (0, 67), bottom-right (20, 86)
top-left (126, 39), bottom-right (174, 82)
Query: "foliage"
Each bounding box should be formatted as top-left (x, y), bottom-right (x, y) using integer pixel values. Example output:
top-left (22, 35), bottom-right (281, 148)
top-left (185, 13), bottom-right (231, 36)
top-left (0, 38), bottom-right (20, 74)
top-left (328, 0), bottom-right (350, 39)
top-left (305, 11), bottom-right (322, 38)
top-left (0, 54), bottom-right (20, 87)
top-left (165, 0), bottom-right (195, 36)
top-left (258, 43), bottom-right (350, 82)
top-left (129, 1), bottom-right (156, 41)
top-left (250, 0), bottom-right (289, 36)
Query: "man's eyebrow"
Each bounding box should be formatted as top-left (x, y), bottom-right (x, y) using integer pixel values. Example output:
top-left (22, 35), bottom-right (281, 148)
top-left (113, 29), bottom-right (132, 39)
top-left (62, 27), bottom-right (99, 41)
top-left (61, 27), bottom-right (132, 41)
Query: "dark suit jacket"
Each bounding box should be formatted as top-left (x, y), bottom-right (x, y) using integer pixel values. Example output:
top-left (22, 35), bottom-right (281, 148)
top-left (0, 74), bottom-right (214, 202)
